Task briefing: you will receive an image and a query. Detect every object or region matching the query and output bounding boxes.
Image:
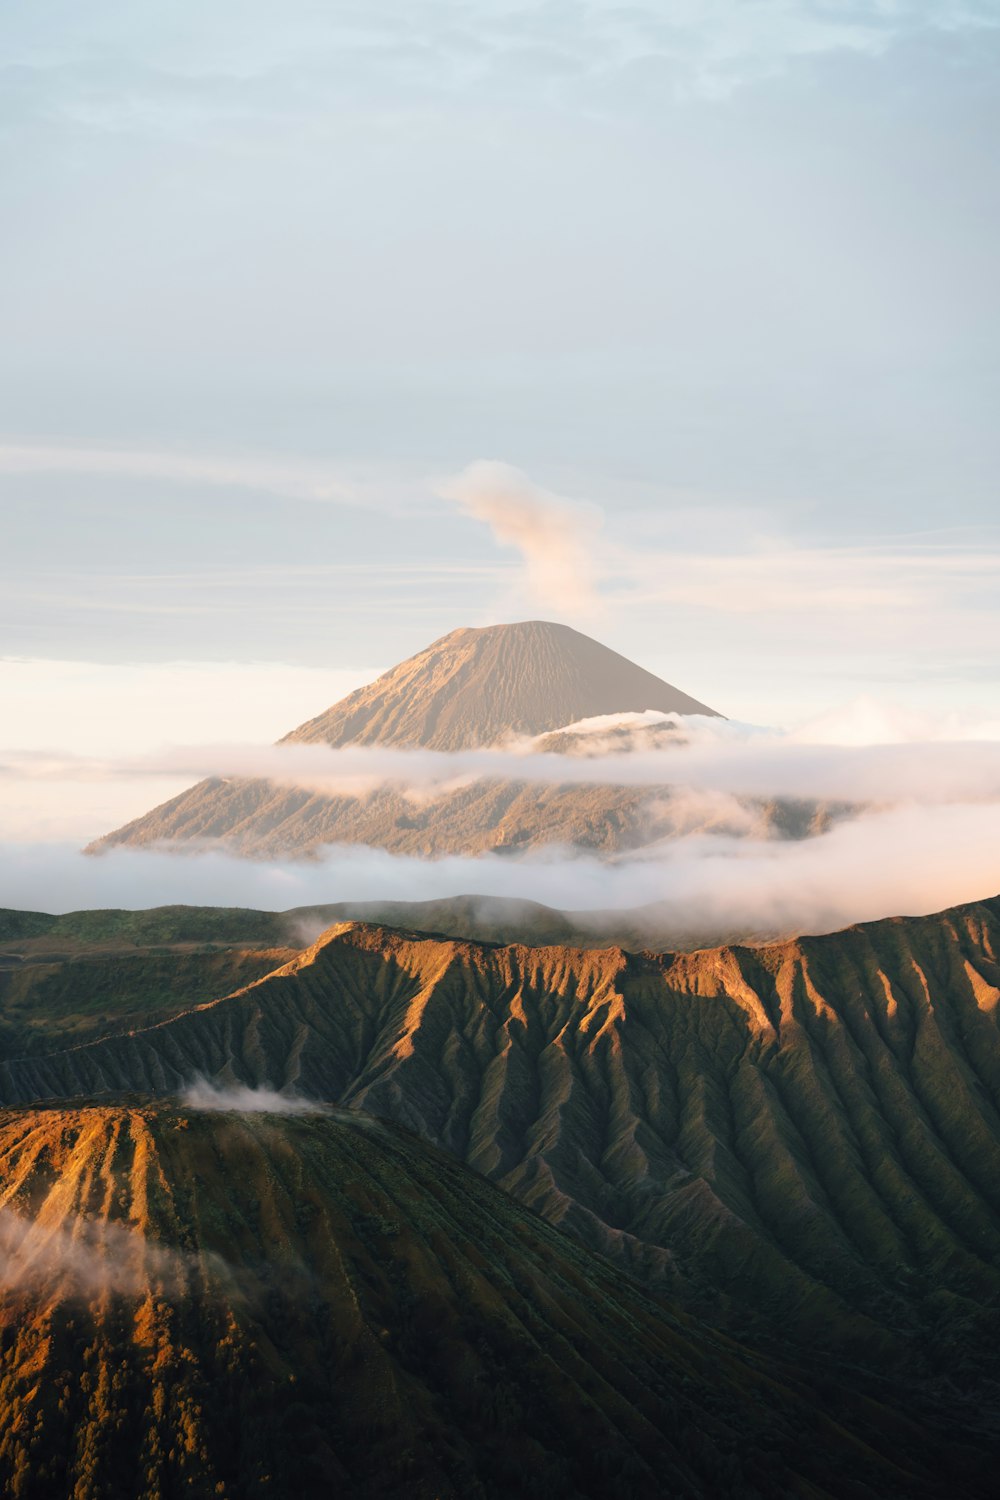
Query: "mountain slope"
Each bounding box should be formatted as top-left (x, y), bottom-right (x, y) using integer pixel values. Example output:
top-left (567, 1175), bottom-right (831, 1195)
top-left (4, 897), bottom-right (1000, 1453)
top-left (0, 1103), bottom-right (945, 1500)
top-left (88, 621), bottom-right (736, 858)
top-left (90, 773), bottom-right (829, 860)
top-left (283, 620), bottom-right (720, 750)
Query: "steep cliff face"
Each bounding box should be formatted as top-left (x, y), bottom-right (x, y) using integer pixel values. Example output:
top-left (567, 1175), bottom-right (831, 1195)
top-left (4, 899), bottom-right (1000, 1426)
top-left (0, 1104), bottom-right (941, 1500)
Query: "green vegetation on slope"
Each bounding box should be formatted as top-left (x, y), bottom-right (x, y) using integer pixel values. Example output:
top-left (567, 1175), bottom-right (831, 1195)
top-left (0, 904), bottom-right (292, 947)
top-left (0, 947), bottom-right (296, 1053)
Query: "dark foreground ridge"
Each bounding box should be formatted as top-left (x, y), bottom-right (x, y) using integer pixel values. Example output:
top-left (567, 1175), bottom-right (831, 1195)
top-left (0, 1102), bottom-right (946, 1500)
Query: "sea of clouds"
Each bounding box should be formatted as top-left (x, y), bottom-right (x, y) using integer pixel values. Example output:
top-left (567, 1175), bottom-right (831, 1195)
top-left (2, 699), bottom-right (1000, 939)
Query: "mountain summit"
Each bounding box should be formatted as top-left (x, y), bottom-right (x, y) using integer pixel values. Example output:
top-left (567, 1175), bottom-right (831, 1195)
top-left (90, 622), bottom-right (735, 858)
top-left (282, 620), bottom-right (720, 751)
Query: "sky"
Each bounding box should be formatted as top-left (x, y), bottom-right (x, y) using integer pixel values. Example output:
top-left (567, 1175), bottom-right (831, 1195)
top-left (2, 1), bottom-right (1000, 881)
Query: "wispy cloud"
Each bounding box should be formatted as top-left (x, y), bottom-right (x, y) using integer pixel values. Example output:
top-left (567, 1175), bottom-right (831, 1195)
top-left (437, 460), bottom-right (604, 617)
top-left (613, 540), bottom-right (1000, 617)
top-left (0, 442), bottom-right (369, 507)
top-left (0, 1204), bottom-right (207, 1300)
top-left (4, 2), bottom-right (995, 124)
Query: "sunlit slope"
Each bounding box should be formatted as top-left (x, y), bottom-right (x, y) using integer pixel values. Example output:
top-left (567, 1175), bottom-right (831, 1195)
top-left (5, 900), bottom-right (1000, 1402)
top-left (281, 620), bottom-right (721, 749)
top-left (0, 1103), bottom-right (934, 1500)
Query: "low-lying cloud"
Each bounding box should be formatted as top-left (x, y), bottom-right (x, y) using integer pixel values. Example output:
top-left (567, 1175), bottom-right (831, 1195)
top-left (3, 798), bottom-right (1000, 943)
top-left (180, 1077), bottom-right (328, 1115)
top-left (4, 698), bottom-right (1000, 941)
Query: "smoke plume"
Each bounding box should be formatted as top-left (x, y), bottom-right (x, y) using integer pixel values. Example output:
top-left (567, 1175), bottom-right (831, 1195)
top-left (180, 1077), bottom-right (328, 1115)
top-left (438, 460), bottom-right (604, 615)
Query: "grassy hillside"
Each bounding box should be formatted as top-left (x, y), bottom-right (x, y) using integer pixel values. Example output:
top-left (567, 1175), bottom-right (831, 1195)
top-left (0, 947), bottom-right (296, 1053)
top-left (0, 904), bottom-right (292, 947)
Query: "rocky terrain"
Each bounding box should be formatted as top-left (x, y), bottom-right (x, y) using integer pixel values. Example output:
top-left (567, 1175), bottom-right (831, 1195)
top-left (0, 894), bottom-right (805, 1066)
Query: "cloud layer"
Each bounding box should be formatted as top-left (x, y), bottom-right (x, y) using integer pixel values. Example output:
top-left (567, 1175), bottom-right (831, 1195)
top-left (3, 797), bottom-right (1000, 944)
top-left (8, 709), bottom-right (1000, 808)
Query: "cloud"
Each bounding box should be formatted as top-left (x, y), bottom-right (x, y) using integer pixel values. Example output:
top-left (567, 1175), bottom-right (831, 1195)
top-left (2, 798), bottom-right (1000, 945)
top-left (0, 442), bottom-right (371, 508)
top-left (5, 2), bottom-right (995, 121)
top-left (180, 1077), bottom-right (327, 1115)
top-left (7, 714), bottom-right (1000, 808)
top-left (0, 1204), bottom-right (208, 1300)
top-left (437, 460), bottom-right (604, 616)
top-left (611, 539), bottom-right (1000, 619)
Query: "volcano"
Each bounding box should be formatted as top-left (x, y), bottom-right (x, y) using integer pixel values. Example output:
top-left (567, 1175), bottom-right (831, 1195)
top-left (282, 620), bottom-right (720, 750)
top-left (89, 622), bottom-right (821, 862)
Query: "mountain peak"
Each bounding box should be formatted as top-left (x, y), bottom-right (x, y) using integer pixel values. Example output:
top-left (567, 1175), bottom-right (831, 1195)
top-left (282, 619), bottom-right (720, 751)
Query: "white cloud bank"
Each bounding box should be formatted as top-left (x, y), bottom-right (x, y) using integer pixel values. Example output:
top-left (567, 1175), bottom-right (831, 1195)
top-left (2, 799), bottom-right (999, 942)
top-left (2, 699), bottom-right (1000, 939)
top-left (8, 712), bottom-right (1000, 808)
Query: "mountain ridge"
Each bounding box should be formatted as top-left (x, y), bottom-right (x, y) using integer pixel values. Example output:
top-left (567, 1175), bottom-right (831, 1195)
top-left (0, 1101), bottom-right (972, 1499)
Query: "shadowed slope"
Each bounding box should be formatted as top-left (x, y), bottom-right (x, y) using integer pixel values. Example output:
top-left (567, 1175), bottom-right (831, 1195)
top-left (0, 946), bottom-right (296, 1054)
top-left (0, 1103), bottom-right (943, 1500)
